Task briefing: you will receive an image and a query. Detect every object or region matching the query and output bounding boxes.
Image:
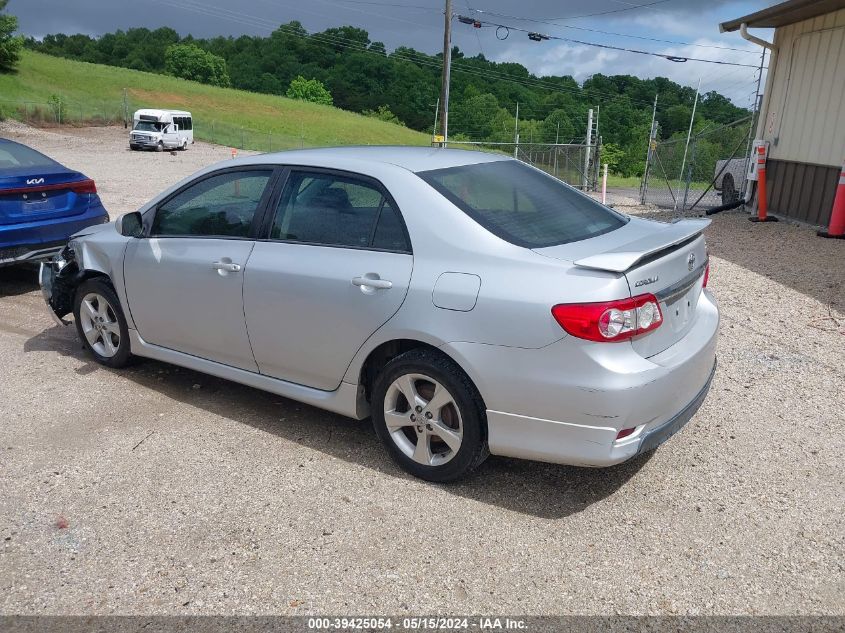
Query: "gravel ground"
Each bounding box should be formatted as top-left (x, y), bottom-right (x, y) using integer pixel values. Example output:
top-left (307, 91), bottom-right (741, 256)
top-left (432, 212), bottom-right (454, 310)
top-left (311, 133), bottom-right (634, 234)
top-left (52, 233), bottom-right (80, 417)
top-left (1, 124), bottom-right (844, 616)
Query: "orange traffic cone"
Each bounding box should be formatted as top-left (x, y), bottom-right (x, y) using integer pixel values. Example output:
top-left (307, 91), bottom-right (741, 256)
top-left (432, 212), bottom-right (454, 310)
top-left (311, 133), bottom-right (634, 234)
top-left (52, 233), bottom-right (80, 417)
top-left (818, 162), bottom-right (845, 239)
top-left (750, 144), bottom-right (778, 223)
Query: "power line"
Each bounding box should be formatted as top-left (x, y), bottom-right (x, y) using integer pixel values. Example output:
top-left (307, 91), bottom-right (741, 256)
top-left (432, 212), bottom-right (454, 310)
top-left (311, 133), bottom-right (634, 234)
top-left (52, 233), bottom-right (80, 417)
top-left (542, 0), bottom-right (673, 21)
top-left (460, 16), bottom-right (765, 68)
top-left (466, 8), bottom-right (759, 54)
top-left (315, 0), bottom-right (440, 9)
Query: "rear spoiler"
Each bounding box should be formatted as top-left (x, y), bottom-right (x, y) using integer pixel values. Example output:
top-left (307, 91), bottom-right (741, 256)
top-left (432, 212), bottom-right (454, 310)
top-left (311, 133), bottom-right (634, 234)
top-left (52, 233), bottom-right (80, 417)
top-left (573, 219), bottom-right (710, 273)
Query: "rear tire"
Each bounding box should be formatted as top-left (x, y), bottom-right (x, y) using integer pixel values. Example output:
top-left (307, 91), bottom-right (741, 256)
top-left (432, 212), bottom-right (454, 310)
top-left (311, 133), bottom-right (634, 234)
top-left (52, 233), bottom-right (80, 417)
top-left (721, 174), bottom-right (738, 205)
top-left (372, 349), bottom-right (488, 482)
top-left (73, 278), bottom-right (134, 369)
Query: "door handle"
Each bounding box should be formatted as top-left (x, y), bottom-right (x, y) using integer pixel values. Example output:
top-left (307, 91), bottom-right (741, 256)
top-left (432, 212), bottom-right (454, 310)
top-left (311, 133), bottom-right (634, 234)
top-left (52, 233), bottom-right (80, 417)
top-left (352, 275), bottom-right (392, 290)
top-left (212, 261), bottom-right (241, 272)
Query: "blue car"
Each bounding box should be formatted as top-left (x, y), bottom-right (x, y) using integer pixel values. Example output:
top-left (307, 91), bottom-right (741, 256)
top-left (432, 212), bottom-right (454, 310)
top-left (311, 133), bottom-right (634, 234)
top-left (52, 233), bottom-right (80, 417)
top-left (0, 138), bottom-right (109, 267)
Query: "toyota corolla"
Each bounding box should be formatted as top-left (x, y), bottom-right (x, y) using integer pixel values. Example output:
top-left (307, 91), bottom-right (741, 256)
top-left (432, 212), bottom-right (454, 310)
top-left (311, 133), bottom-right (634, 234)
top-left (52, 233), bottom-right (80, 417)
top-left (40, 147), bottom-right (718, 482)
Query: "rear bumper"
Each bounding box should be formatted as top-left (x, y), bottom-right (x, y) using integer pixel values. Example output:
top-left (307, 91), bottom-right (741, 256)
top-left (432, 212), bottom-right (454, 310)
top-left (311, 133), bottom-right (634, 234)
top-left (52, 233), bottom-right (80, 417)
top-left (0, 202), bottom-right (108, 266)
top-left (444, 289), bottom-right (719, 467)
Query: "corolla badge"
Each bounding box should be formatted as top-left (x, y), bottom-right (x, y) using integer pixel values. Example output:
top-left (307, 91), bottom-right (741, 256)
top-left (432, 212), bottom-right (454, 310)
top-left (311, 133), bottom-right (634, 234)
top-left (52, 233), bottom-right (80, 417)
top-left (634, 276), bottom-right (659, 287)
top-left (26, 177), bottom-right (45, 185)
top-left (687, 252), bottom-right (696, 271)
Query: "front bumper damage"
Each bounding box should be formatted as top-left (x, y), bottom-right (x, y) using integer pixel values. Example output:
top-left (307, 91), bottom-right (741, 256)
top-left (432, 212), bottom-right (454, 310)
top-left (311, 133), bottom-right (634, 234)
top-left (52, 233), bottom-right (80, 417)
top-left (39, 246), bottom-right (80, 326)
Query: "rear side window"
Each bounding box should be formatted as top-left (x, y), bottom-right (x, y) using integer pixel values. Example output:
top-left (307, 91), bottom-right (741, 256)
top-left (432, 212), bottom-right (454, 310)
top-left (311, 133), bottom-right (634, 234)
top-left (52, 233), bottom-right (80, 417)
top-left (417, 160), bottom-right (627, 248)
top-left (270, 171), bottom-right (410, 252)
top-left (0, 142), bottom-right (59, 169)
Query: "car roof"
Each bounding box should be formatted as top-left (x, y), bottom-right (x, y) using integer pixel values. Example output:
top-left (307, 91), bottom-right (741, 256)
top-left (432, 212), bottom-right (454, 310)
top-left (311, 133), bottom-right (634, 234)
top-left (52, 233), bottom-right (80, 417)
top-left (256, 146), bottom-right (512, 173)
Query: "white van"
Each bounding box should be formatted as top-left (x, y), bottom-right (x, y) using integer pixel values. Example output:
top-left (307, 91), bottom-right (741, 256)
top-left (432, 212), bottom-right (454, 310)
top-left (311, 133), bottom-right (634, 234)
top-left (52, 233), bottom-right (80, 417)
top-left (129, 109), bottom-right (193, 152)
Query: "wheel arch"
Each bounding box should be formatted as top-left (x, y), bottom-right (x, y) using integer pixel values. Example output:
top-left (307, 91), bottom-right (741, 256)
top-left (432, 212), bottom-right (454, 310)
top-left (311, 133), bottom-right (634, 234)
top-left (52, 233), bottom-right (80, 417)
top-left (355, 337), bottom-right (488, 431)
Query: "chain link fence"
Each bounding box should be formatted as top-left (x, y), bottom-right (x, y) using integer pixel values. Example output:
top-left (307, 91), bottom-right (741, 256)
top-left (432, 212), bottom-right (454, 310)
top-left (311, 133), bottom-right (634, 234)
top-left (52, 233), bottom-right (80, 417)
top-left (0, 98), bottom-right (349, 153)
top-left (0, 99), bottom-right (126, 126)
top-left (641, 115), bottom-right (753, 212)
top-left (445, 141), bottom-right (600, 190)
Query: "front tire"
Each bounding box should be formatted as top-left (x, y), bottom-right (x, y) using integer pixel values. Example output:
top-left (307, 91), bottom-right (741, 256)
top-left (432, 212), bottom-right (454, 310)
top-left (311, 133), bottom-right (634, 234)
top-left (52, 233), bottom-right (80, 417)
top-left (73, 278), bottom-right (133, 368)
top-left (372, 349), bottom-right (488, 482)
top-left (155, 142), bottom-right (164, 153)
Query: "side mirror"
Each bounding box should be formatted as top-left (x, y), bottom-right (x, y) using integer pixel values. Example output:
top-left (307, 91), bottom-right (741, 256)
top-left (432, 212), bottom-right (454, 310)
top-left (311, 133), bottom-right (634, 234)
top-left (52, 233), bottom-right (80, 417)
top-left (116, 211), bottom-right (144, 238)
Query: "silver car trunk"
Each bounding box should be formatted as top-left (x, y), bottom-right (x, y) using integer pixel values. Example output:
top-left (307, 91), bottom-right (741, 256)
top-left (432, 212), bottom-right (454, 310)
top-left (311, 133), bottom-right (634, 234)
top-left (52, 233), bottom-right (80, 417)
top-left (534, 217), bottom-right (710, 357)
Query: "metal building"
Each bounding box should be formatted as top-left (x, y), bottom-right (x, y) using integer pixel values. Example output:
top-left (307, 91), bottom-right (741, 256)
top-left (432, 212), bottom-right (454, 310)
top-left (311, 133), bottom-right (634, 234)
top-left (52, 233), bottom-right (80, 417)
top-left (721, 0), bottom-right (845, 227)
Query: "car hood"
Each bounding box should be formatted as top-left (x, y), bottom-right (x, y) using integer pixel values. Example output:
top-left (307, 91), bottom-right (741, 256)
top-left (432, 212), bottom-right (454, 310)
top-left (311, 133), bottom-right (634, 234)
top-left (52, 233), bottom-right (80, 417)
top-left (71, 220), bottom-right (114, 240)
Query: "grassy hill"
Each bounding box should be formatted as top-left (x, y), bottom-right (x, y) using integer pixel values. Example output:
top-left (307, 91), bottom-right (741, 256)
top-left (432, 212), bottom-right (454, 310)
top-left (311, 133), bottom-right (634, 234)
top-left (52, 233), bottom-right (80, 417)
top-left (0, 51), bottom-right (431, 150)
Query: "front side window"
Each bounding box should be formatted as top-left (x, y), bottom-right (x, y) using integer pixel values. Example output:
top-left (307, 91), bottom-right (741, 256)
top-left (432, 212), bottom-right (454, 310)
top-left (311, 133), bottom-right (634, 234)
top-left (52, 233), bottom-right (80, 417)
top-left (417, 160), bottom-right (627, 248)
top-left (152, 170), bottom-right (272, 238)
top-left (270, 171), bottom-right (410, 251)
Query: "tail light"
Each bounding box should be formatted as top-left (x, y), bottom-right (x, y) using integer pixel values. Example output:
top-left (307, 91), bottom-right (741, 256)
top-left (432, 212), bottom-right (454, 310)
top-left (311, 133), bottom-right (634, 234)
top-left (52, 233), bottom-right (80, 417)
top-left (69, 179), bottom-right (97, 194)
top-left (616, 427), bottom-right (636, 440)
top-left (702, 261), bottom-right (710, 288)
top-left (552, 293), bottom-right (663, 342)
top-left (2, 178), bottom-right (97, 196)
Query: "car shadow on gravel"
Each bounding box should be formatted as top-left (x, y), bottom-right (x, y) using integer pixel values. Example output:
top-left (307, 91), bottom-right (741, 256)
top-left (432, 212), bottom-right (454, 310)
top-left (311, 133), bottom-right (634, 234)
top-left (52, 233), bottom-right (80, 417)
top-left (0, 265), bottom-right (40, 297)
top-left (25, 324), bottom-right (651, 519)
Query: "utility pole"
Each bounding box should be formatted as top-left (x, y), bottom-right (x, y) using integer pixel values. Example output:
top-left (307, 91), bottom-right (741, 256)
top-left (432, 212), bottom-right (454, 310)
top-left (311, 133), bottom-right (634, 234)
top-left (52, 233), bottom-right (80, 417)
top-left (438, 0), bottom-right (453, 146)
top-left (583, 108), bottom-right (593, 190)
top-left (640, 93), bottom-right (658, 204)
top-left (741, 48), bottom-right (766, 201)
top-left (553, 120), bottom-right (560, 177)
top-left (432, 97), bottom-right (440, 141)
top-left (513, 102), bottom-right (519, 158)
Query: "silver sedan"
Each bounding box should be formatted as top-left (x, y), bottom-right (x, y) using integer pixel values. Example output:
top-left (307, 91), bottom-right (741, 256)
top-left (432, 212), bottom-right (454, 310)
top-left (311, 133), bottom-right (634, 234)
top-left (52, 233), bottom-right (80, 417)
top-left (40, 147), bottom-right (718, 482)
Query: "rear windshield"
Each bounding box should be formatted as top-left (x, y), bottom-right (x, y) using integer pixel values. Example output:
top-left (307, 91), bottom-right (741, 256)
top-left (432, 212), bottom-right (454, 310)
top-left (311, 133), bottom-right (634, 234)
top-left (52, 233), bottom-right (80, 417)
top-left (417, 160), bottom-right (627, 248)
top-left (0, 141), bottom-right (59, 169)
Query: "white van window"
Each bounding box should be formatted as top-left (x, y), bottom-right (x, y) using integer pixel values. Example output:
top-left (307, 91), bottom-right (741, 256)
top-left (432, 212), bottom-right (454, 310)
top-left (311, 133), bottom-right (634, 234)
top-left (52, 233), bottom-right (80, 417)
top-left (134, 121), bottom-right (164, 132)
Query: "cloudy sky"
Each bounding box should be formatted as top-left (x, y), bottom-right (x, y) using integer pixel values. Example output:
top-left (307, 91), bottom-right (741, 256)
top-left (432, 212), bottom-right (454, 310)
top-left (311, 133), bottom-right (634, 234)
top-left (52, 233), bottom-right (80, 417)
top-left (11, 0), bottom-right (774, 105)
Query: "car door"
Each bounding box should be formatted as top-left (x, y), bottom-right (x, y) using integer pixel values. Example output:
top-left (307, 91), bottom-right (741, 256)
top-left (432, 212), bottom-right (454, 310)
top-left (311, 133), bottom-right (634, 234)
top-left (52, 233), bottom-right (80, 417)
top-left (161, 123), bottom-right (180, 148)
top-left (243, 168), bottom-right (413, 391)
top-left (124, 167), bottom-right (278, 371)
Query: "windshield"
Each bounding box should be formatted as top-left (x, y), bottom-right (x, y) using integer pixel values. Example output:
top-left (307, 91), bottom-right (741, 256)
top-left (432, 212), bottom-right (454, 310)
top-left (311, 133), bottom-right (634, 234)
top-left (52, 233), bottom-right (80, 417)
top-left (134, 121), bottom-right (163, 132)
top-left (417, 160), bottom-right (628, 248)
top-left (0, 140), bottom-right (59, 169)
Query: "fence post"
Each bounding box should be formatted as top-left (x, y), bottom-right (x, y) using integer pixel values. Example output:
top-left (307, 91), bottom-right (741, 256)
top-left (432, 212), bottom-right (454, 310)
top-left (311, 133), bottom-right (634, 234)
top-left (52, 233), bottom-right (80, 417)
top-left (602, 164), bottom-right (608, 205)
top-left (682, 138), bottom-right (696, 212)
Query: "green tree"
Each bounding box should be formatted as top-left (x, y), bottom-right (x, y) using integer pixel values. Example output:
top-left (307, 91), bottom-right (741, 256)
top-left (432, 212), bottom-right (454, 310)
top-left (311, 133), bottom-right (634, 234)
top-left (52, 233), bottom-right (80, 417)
top-left (0, 0), bottom-right (23, 72)
top-left (598, 143), bottom-right (625, 174)
top-left (362, 105), bottom-right (405, 126)
top-left (286, 76), bottom-right (333, 106)
top-left (164, 43), bottom-right (230, 87)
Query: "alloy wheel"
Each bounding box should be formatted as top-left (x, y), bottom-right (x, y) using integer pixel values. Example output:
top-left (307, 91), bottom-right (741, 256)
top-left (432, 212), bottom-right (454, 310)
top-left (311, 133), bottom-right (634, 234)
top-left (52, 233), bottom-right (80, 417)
top-left (383, 373), bottom-right (463, 466)
top-left (78, 292), bottom-right (121, 358)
